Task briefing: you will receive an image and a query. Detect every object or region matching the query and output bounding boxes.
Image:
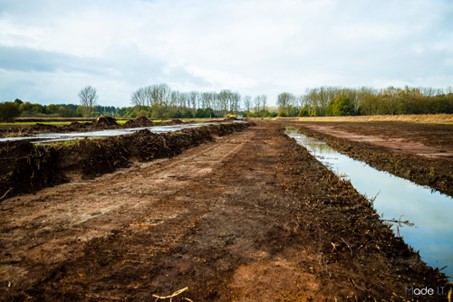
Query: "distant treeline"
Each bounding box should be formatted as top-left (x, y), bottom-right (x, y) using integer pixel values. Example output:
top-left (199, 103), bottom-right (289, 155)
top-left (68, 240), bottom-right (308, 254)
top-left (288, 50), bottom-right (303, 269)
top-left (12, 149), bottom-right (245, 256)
top-left (0, 99), bottom-right (122, 122)
top-left (278, 86), bottom-right (453, 117)
top-left (1, 85), bottom-right (452, 122)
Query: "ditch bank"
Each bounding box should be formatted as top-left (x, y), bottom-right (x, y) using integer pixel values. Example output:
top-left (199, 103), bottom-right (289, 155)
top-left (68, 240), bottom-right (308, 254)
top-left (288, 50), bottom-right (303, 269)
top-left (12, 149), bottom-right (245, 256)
top-left (295, 124), bottom-right (453, 197)
top-left (0, 117), bottom-right (228, 138)
top-left (0, 122), bottom-right (253, 200)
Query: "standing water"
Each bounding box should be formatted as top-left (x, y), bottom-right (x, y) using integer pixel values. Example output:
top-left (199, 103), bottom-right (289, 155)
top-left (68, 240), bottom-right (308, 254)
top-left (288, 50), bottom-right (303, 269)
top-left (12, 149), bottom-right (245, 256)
top-left (286, 128), bottom-right (453, 280)
top-left (0, 122), bottom-right (223, 144)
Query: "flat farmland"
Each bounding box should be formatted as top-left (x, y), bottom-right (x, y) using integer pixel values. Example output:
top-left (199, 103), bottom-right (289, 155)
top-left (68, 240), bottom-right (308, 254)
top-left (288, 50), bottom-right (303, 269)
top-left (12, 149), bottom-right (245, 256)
top-left (0, 121), bottom-right (451, 301)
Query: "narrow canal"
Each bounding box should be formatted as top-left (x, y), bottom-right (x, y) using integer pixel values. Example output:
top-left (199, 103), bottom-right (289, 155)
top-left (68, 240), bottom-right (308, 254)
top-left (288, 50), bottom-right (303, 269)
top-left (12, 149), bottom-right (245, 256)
top-left (286, 128), bottom-right (453, 281)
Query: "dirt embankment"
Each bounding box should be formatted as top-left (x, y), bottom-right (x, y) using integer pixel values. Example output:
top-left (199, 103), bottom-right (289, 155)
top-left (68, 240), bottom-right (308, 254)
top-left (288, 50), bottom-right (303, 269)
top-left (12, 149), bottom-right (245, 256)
top-left (0, 123), bottom-right (449, 301)
top-left (295, 122), bottom-right (453, 197)
top-left (0, 122), bottom-right (252, 201)
top-left (0, 117), bottom-right (228, 138)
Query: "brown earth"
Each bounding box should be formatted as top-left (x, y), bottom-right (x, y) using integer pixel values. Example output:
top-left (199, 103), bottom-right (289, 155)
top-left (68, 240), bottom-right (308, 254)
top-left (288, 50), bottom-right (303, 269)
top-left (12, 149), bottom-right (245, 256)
top-left (294, 121), bottom-right (453, 196)
top-left (301, 122), bottom-right (453, 160)
top-left (0, 117), bottom-right (213, 138)
top-left (0, 123), bottom-right (251, 200)
top-left (0, 123), bottom-right (450, 301)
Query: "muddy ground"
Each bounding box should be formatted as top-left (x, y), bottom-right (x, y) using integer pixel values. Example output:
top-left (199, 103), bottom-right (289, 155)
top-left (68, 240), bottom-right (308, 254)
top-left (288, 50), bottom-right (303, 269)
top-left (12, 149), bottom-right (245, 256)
top-left (0, 122), bottom-right (450, 301)
top-left (0, 122), bottom-right (251, 200)
top-left (0, 117), bottom-right (223, 138)
top-left (292, 121), bottom-right (453, 197)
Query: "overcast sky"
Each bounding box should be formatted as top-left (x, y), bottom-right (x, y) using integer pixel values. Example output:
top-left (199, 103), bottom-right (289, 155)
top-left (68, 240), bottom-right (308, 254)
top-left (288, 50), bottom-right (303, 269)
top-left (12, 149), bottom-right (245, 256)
top-left (1, 0), bottom-right (452, 107)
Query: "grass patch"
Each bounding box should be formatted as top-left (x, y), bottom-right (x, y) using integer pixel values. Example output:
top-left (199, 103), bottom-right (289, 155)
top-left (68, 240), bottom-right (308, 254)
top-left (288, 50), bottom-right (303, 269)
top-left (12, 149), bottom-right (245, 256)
top-left (39, 139), bottom-right (81, 147)
top-left (151, 119), bottom-right (172, 123)
top-left (0, 121), bottom-right (92, 126)
top-left (116, 119), bottom-right (129, 125)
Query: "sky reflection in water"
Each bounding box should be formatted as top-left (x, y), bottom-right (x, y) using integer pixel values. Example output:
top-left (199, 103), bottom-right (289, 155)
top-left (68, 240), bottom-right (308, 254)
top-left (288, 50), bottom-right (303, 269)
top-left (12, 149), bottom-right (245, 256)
top-left (286, 129), bottom-right (453, 280)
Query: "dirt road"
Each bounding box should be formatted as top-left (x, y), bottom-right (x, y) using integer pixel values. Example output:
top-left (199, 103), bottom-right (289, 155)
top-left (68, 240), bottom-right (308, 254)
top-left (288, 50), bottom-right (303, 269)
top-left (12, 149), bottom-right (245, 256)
top-left (0, 123), bottom-right (449, 301)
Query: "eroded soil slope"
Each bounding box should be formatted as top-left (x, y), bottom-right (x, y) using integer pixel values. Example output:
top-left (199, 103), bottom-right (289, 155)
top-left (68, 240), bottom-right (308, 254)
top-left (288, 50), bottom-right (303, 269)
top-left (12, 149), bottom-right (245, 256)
top-left (0, 123), bottom-right (449, 301)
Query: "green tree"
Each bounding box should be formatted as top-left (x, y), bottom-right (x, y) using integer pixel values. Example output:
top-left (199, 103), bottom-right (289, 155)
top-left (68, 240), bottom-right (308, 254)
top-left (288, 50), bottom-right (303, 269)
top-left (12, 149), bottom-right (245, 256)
top-left (277, 92), bottom-right (295, 116)
top-left (328, 95), bottom-right (355, 116)
top-left (0, 102), bottom-right (20, 122)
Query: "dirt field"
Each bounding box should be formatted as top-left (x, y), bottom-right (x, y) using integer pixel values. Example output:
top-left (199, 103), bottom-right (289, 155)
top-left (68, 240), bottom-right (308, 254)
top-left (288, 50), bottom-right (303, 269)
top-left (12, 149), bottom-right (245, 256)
top-left (0, 122), bottom-right (450, 301)
top-left (294, 121), bottom-right (453, 196)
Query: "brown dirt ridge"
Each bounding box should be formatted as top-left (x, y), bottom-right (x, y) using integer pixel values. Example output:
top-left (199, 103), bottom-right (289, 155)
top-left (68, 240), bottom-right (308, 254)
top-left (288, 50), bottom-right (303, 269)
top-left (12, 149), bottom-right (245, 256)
top-left (0, 116), bottom-right (224, 138)
top-left (0, 122), bottom-right (252, 200)
top-left (0, 122), bottom-right (450, 301)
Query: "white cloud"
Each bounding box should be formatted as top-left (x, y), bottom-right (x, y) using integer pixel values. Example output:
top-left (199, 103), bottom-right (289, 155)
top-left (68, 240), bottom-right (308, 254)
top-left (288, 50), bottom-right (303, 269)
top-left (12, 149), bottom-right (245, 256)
top-left (0, 0), bottom-right (452, 106)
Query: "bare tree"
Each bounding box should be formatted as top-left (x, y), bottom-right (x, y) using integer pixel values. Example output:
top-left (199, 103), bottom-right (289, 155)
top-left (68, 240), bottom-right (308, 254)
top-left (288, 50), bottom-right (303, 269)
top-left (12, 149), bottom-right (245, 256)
top-left (131, 87), bottom-right (149, 107)
top-left (79, 86), bottom-right (98, 116)
top-left (253, 96), bottom-right (261, 112)
top-left (243, 95), bottom-right (252, 112)
top-left (189, 91), bottom-right (200, 111)
top-left (261, 95), bottom-right (267, 111)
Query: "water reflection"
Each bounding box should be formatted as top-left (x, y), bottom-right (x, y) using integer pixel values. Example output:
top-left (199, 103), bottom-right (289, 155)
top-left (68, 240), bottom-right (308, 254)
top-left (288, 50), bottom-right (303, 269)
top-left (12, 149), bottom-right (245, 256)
top-left (286, 128), bottom-right (453, 280)
top-left (0, 122), bottom-right (223, 144)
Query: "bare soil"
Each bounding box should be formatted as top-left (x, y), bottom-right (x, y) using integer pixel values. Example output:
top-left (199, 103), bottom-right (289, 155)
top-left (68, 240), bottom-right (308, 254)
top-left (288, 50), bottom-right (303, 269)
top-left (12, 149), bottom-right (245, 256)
top-left (0, 117), bottom-right (222, 138)
top-left (0, 123), bottom-right (251, 199)
top-left (0, 123), bottom-right (450, 301)
top-left (295, 121), bottom-right (453, 196)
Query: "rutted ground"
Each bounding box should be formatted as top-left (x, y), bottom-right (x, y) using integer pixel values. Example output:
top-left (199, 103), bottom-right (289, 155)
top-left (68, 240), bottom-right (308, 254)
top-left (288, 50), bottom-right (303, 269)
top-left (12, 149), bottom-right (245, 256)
top-left (0, 123), bottom-right (449, 301)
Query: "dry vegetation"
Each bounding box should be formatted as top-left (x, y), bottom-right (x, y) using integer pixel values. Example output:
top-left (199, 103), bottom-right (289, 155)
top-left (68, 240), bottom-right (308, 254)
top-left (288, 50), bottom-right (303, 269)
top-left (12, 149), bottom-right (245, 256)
top-left (293, 114), bottom-right (453, 124)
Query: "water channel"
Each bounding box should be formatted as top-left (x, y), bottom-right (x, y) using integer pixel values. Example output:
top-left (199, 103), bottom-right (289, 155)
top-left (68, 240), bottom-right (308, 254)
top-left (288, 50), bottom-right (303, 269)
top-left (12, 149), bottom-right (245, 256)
top-left (0, 122), bottom-right (221, 144)
top-left (286, 128), bottom-right (453, 280)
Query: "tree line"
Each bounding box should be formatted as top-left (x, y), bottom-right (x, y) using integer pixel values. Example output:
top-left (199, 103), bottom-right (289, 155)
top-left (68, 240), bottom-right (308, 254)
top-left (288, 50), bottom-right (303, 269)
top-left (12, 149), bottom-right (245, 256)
top-left (0, 84), bottom-right (275, 121)
top-left (277, 86), bottom-right (453, 117)
top-left (0, 98), bottom-right (120, 122)
top-left (129, 84), bottom-right (273, 118)
top-left (1, 84), bottom-right (453, 122)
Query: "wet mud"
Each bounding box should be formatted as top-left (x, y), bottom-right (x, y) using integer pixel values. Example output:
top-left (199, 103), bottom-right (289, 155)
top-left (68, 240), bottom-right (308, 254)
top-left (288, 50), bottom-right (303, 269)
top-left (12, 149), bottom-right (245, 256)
top-left (0, 123), bottom-right (450, 301)
top-left (293, 122), bottom-right (453, 197)
top-left (0, 122), bottom-right (252, 200)
top-left (0, 117), bottom-right (217, 138)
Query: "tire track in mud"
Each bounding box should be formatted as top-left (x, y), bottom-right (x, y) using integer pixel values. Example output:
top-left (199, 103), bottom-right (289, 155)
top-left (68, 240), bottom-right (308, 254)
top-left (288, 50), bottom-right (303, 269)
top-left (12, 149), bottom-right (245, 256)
top-left (1, 123), bottom-right (450, 301)
top-left (0, 131), bottom-right (254, 299)
top-left (21, 124), bottom-right (324, 301)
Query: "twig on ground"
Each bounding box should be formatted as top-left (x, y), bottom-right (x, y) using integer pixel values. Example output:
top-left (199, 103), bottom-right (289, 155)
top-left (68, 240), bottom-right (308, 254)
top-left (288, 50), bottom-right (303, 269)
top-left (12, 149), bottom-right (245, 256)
top-left (153, 287), bottom-right (189, 302)
top-left (341, 237), bottom-right (353, 257)
top-left (0, 187), bottom-right (13, 201)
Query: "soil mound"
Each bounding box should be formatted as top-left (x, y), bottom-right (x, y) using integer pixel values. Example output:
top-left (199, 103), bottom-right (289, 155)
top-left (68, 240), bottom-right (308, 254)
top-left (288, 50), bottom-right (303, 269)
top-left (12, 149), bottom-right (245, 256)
top-left (124, 116), bottom-right (153, 127)
top-left (0, 122), bottom-right (254, 199)
top-left (66, 121), bottom-right (92, 131)
top-left (30, 123), bottom-right (58, 133)
top-left (0, 141), bottom-right (67, 199)
top-left (95, 116), bottom-right (117, 127)
top-left (171, 119), bottom-right (184, 124)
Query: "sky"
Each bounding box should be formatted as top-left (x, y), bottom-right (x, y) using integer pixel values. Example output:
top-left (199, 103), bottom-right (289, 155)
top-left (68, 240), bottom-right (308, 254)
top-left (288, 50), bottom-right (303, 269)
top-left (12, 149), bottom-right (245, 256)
top-left (0, 0), bottom-right (452, 107)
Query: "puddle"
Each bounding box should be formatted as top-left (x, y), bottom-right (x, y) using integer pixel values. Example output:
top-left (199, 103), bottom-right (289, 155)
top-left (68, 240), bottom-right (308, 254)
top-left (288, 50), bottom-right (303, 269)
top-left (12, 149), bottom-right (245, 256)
top-left (286, 128), bottom-right (453, 280)
top-left (0, 122), bottom-right (227, 144)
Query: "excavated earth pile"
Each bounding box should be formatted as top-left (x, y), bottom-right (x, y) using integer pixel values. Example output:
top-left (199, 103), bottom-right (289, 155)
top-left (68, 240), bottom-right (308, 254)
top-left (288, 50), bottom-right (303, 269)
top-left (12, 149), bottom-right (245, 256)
top-left (0, 122), bottom-right (252, 200)
top-left (0, 117), bottom-right (203, 137)
top-left (0, 123), bottom-right (450, 301)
